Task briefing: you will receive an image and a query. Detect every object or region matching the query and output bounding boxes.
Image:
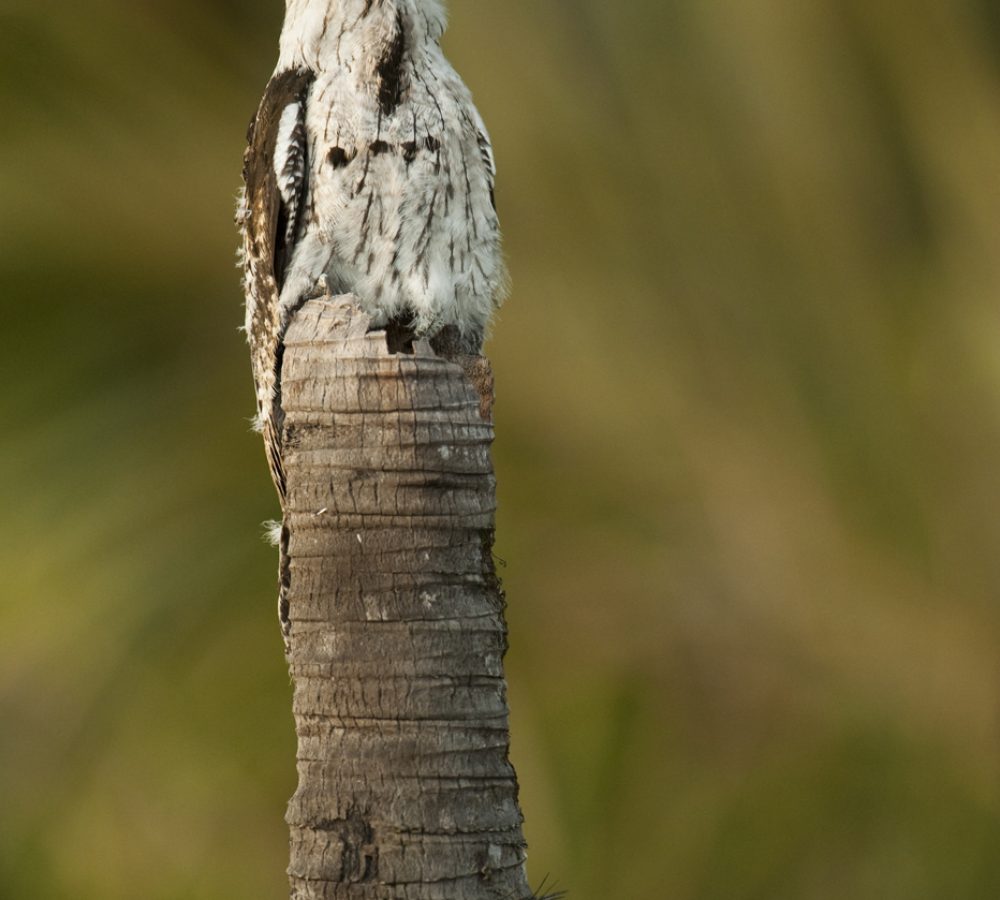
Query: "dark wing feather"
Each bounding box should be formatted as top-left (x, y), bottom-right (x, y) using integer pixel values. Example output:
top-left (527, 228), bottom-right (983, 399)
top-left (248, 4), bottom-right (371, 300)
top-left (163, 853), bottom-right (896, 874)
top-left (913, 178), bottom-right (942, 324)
top-left (474, 127), bottom-right (496, 213)
top-left (242, 67), bottom-right (315, 501)
top-left (273, 99), bottom-right (310, 291)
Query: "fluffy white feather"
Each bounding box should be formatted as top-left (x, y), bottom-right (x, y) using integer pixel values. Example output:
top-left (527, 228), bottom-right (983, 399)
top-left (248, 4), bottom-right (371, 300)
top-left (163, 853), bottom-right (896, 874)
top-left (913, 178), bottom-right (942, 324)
top-left (273, 0), bottom-right (503, 345)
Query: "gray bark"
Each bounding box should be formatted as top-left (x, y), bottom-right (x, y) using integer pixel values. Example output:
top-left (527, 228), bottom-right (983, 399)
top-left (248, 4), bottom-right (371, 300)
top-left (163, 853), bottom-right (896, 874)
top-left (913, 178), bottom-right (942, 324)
top-left (279, 295), bottom-right (532, 899)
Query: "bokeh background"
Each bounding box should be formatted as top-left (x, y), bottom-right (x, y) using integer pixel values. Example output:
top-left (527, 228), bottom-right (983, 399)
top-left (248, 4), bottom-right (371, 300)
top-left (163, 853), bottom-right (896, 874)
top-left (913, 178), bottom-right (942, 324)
top-left (4, 0), bottom-right (1000, 897)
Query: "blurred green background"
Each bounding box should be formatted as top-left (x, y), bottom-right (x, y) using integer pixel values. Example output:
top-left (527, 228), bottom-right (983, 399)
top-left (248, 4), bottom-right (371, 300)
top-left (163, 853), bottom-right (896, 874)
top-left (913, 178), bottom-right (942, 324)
top-left (4, 0), bottom-right (1000, 897)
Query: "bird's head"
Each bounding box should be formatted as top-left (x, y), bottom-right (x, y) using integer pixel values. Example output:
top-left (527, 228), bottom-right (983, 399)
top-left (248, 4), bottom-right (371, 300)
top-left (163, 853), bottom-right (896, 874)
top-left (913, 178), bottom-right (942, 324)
top-left (282, 0), bottom-right (447, 38)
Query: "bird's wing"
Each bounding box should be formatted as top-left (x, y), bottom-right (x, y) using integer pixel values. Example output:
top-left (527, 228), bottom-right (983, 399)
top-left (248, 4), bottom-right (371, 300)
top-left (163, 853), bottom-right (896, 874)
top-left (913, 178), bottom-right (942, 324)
top-left (470, 107), bottom-right (497, 213)
top-left (242, 67), bottom-right (315, 501)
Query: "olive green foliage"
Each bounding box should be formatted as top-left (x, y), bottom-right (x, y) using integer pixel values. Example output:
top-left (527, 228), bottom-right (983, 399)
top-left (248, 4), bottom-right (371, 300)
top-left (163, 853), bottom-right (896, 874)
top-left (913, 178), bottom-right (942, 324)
top-left (4, 1), bottom-right (1000, 897)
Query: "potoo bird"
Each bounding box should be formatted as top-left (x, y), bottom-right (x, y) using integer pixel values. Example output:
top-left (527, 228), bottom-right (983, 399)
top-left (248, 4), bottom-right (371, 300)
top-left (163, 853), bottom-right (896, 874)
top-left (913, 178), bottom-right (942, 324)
top-left (237, 0), bottom-right (504, 639)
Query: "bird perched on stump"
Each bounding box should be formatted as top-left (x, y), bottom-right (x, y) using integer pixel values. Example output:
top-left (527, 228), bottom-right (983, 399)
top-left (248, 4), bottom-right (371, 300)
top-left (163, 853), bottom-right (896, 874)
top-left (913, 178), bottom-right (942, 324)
top-left (237, 0), bottom-right (505, 641)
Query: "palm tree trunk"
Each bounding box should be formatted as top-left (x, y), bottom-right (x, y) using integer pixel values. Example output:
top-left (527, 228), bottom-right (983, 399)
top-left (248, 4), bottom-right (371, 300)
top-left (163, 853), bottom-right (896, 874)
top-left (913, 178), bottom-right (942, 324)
top-left (279, 295), bottom-right (532, 899)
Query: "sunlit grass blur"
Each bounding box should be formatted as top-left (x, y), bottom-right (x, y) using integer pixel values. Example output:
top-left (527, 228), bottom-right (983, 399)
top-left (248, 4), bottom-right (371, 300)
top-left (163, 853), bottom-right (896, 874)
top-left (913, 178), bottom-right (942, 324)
top-left (4, 0), bottom-right (1000, 897)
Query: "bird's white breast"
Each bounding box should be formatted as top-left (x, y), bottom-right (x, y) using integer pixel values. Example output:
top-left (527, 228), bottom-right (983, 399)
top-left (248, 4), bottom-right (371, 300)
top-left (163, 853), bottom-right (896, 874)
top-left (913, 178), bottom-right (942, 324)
top-left (276, 6), bottom-right (504, 347)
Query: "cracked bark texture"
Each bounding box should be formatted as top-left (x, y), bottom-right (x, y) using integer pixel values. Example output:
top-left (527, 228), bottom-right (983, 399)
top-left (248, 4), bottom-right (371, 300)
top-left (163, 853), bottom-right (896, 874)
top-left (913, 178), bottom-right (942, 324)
top-left (280, 295), bottom-right (531, 900)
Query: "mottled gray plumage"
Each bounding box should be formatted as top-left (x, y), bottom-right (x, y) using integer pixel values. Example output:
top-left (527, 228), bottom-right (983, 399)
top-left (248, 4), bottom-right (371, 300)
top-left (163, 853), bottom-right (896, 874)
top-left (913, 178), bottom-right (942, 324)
top-left (237, 0), bottom-right (504, 640)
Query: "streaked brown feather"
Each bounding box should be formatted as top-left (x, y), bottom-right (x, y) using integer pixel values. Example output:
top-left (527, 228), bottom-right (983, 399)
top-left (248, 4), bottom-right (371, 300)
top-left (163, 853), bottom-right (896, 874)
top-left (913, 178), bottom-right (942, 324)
top-left (242, 67), bottom-right (315, 502)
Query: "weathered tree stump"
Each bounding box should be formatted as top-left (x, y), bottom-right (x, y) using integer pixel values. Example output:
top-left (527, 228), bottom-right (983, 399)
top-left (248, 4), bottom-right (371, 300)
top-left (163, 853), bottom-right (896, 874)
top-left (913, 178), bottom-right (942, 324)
top-left (280, 295), bottom-right (531, 899)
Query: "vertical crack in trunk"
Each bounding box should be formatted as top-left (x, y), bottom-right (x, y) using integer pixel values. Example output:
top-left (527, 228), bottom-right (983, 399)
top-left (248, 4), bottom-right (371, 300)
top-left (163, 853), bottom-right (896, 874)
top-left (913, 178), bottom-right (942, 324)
top-left (280, 295), bottom-right (531, 899)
